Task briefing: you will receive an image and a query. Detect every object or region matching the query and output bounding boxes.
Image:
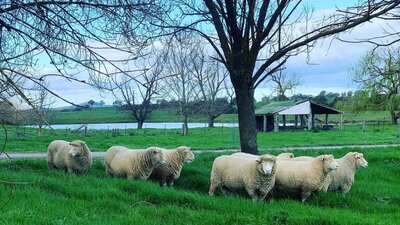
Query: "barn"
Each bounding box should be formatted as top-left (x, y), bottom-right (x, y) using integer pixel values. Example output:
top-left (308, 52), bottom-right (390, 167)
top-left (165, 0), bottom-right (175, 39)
top-left (255, 99), bottom-right (343, 132)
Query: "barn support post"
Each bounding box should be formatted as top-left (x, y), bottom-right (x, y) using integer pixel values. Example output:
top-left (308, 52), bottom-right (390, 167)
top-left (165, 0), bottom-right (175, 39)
top-left (325, 114), bottom-right (329, 126)
top-left (282, 115), bottom-right (286, 130)
top-left (294, 115), bottom-right (298, 128)
top-left (308, 113), bottom-right (312, 130)
top-left (274, 114), bottom-right (280, 132)
top-left (263, 115), bottom-right (267, 132)
top-left (339, 113), bottom-right (343, 130)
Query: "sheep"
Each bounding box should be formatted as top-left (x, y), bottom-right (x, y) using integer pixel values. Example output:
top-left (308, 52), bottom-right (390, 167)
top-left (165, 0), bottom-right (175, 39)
top-left (47, 140), bottom-right (92, 174)
top-left (276, 152), bottom-right (294, 160)
top-left (149, 146), bottom-right (195, 187)
top-left (104, 146), bottom-right (166, 180)
top-left (208, 154), bottom-right (277, 201)
top-left (321, 152), bottom-right (368, 194)
top-left (274, 154), bottom-right (338, 202)
top-left (291, 156), bottom-right (315, 161)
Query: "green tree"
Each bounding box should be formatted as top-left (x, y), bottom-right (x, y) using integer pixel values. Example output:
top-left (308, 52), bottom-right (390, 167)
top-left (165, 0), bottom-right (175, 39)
top-left (167, 0), bottom-right (400, 154)
top-left (352, 47), bottom-right (400, 124)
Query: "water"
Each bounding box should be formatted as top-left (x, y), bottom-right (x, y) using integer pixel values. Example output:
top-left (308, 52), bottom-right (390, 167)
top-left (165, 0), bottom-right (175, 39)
top-left (31, 122), bottom-right (238, 130)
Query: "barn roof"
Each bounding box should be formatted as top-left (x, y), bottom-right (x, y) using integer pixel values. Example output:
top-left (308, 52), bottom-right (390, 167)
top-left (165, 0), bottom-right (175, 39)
top-left (255, 99), bottom-right (342, 116)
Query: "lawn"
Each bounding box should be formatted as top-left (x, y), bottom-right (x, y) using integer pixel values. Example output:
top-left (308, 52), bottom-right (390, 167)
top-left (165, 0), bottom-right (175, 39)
top-left (0, 147), bottom-right (399, 224)
top-left (1, 124), bottom-right (399, 152)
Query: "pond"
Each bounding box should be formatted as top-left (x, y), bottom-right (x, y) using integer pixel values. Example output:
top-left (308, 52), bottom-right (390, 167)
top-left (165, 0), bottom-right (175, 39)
top-left (32, 122), bottom-right (238, 130)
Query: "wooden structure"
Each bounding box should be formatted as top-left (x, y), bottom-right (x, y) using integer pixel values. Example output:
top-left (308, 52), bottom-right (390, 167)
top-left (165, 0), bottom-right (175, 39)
top-left (255, 99), bottom-right (343, 132)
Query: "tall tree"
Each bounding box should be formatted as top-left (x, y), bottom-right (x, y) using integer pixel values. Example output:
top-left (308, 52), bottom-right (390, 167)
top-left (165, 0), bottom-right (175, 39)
top-left (110, 53), bottom-right (165, 129)
top-left (164, 39), bottom-right (198, 135)
top-left (164, 0), bottom-right (400, 154)
top-left (189, 45), bottom-right (234, 127)
top-left (270, 70), bottom-right (300, 101)
top-left (352, 47), bottom-right (400, 124)
top-left (0, 0), bottom-right (166, 116)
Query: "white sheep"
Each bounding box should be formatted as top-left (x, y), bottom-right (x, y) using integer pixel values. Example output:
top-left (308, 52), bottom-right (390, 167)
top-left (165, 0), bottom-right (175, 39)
top-left (274, 154), bottom-right (338, 202)
top-left (104, 146), bottom-right (166, 180)
top-left (149, 146), bottom-right (195, 187)
top-left (291, 156), bottom-right (315, 161)
top-left (47, 140), bottom-right (92, 174)
top-left (276, 152), bottom-right (294, 160)
top-left (209, 154), bottom-right (277, 201)
top-left (321, 152), bottom-right (368, 194)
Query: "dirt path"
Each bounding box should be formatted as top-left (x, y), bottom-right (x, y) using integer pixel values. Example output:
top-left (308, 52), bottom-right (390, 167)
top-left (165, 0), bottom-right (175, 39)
top-left (1, 143), bottom-right (399, 159)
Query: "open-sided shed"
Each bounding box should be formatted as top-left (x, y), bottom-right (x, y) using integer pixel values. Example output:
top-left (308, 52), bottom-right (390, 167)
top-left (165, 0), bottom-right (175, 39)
top-left (255, 99), bottom-right (343, 132)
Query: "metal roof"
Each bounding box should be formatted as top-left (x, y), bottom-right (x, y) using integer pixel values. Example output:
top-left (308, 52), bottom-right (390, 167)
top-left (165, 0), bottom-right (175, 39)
top-left (255, 99), bottom-right (307, 115)
top-left (255, 99), bottom-right (342, 116)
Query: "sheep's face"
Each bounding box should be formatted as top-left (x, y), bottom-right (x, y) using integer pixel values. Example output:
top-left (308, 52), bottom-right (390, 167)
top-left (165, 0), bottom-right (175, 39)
top-left (353, 152), bottom-right (368, 168)
top-left (277, 153), bottom-right (294, 160)
top-left (150, 149), bottom-right (166, 165)
top-left (69, 141), bottom-right (85, 157)
top-left (320, 155), bottom-right (339, 172)
top-left (256, 155), bottom-right (277, 175)
top-left (184, 151), bottom-right (195, 163)
top-left (176, 146), bottom-right (194, 163)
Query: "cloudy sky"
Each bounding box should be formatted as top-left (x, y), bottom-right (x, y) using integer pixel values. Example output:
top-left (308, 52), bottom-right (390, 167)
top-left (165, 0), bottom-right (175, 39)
top-left (42, 1), bottom-right (398, 107)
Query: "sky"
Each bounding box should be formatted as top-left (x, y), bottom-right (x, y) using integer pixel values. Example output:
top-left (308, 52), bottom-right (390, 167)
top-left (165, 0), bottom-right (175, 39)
top-left (39, 1), bottom-right (398, 107)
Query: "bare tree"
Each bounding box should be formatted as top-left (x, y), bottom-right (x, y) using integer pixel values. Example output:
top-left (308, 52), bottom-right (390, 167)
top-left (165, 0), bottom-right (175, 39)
top-left (164, 40), bottom-right (198, 135)
top-left (270, 70), bottom-right (300, 101)
top-left (0, 1), bottom-right (167, 114)
top-left (352, 46), bottom-right (400, 124)
top-left (30, 81), bottom-right (56, 134)
top-left (160, 0), bottom-right (400, 154)
top-left (189, 46), bottom-right (234, 127)
top-left (110, 54), bottom-right (165, 129)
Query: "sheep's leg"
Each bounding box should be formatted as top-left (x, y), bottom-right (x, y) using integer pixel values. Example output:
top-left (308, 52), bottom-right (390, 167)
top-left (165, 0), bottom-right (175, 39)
top-left (67, 168), bottom-right (75, 174)
top-left (265, 189), bottom-right (274, 203)
top-left (340, 183), bottom-right (352, 195)
top-left (47, 161), bottom-right (56, 169)
top-left (301, 191), bottom-right (312, 202)
top-left (221, 186), bottom-right (232, 196)
top-left (208, 179), bottom-right (220, 196)
top-left (167, 179), bottom-right (174, 187)
top-left (245, 186), bottom-right (259, 201)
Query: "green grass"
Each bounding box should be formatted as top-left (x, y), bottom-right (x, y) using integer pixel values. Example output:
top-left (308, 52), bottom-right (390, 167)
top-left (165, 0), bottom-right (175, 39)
top-left (50, 107), bottom-right (237, 124)
top-left (2, 124), bottom-right (399, 152)
top-left (1, 147), bottom-right (399, 224)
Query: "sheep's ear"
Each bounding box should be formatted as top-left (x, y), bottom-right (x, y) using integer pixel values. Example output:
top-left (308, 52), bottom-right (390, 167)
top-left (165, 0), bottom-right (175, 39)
top-left (152, 149), bottom-right (158, 154)
top-left (256, 158), bottom-right (262, 163)
top-left (321, 156), bottom-right (325, 161)
top-left (290, 154), bottom-right (294, 158)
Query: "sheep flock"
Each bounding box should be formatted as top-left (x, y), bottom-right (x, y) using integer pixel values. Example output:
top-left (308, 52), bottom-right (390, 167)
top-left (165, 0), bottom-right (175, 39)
top-left (45, 140), bottom-right (368, 202)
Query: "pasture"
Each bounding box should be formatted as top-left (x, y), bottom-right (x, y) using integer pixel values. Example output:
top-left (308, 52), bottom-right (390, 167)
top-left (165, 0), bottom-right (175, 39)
top-left (1, 124), bottom-right (399, 152)
top-left (0, 147), bottom-right (399, 224)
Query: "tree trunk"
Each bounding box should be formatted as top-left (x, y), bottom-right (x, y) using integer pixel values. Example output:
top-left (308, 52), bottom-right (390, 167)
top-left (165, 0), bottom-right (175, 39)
top-left (390, 110), bottom-right (397, 124)
top-left (137, 120), bottom-right (144, 129)
top-left (235, 86), bottom-right (258, 155)
top-left (208, 116), bottom-right (215, 128)
top-left (183, 115), bottom-right (189, 135)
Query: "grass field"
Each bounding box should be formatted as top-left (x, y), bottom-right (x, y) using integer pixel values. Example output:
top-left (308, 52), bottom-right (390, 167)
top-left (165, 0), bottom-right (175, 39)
top-left (48, 106), bottom-right (393, 125)
top-left (49, 107), bottom-right (235, 124)
top-left (0, 147), bottom-right (399, 224)
top-left (1, 124), bottom-right (399, 152)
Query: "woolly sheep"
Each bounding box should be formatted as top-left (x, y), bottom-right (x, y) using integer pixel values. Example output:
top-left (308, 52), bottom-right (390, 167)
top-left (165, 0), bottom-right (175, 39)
top-left (47, 140), bottom-right (92, 174)
top-left (276, 152), bottom-right (295, 160)
top-left (291, 156), bottom-right (315, 161)
top-left (321, 152), bottom-right (368, 194)
top-left (149, 146), bottom-right (195, 187)
top-left (209, 154), bottom-right (277, 201)
top-left (104, 146), bottom-right (166, 180)
top-left (274, 154), bottom-right (338, 202)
